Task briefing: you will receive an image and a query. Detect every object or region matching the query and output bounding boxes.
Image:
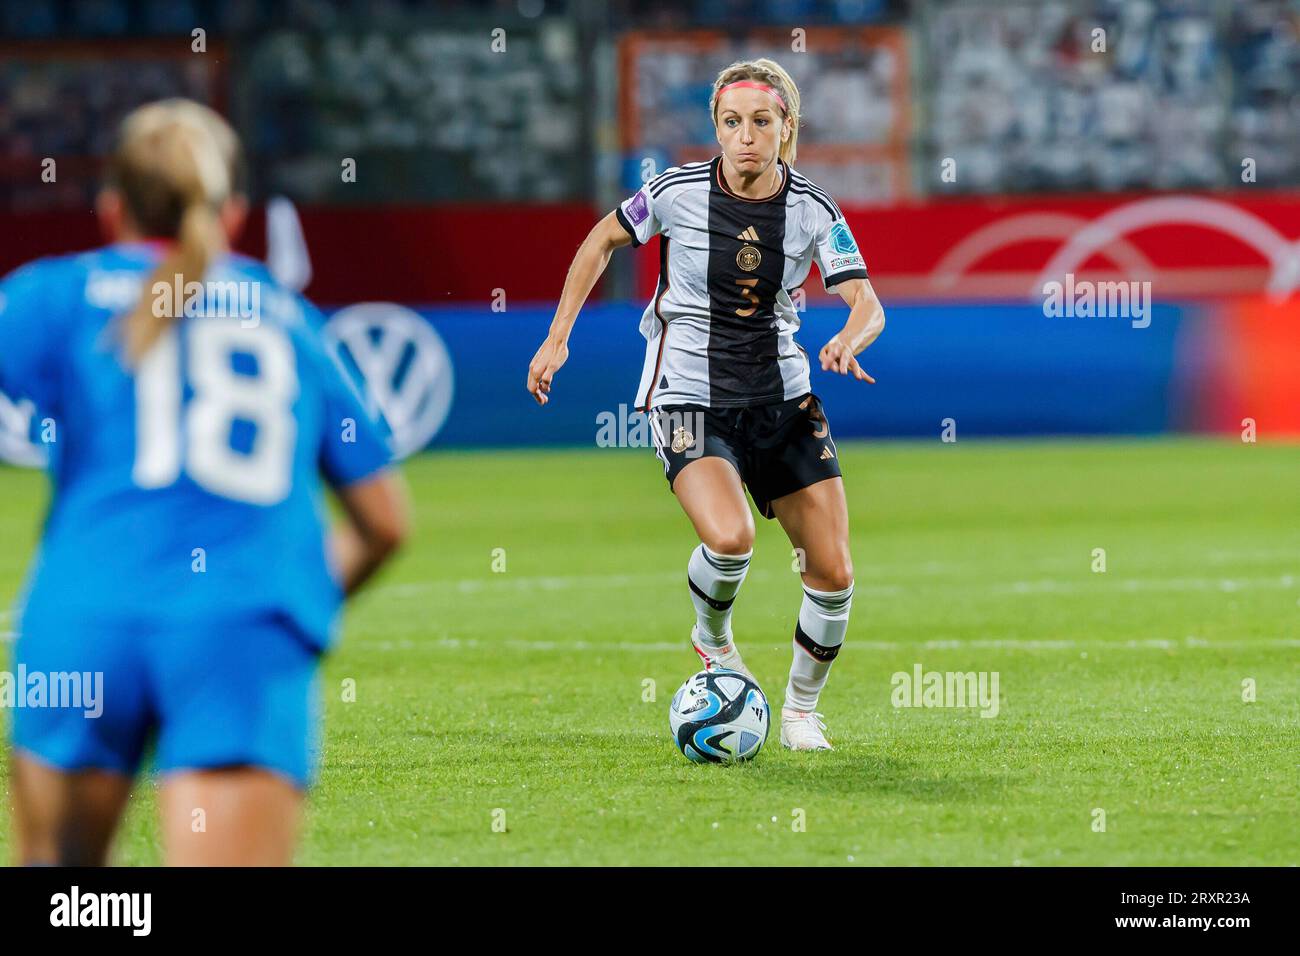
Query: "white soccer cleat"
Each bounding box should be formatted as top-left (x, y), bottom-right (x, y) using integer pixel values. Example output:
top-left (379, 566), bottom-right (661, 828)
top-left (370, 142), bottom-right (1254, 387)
top-left (780, 709), bottom-right (833, 751)
top-left (690, 625), bottom-right (754, 680)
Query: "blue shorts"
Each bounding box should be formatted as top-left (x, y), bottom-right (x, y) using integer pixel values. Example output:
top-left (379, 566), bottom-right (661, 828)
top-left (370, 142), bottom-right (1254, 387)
top-left (9, 612), bottom-right (322, 789)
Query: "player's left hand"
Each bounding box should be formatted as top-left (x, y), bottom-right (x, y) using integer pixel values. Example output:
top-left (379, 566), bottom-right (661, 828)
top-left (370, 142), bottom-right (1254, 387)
top-left (819, 336), bottom-right (874, 383)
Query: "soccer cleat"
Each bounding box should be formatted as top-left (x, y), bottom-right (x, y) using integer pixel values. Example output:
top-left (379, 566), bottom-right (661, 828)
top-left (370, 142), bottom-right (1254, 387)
top-left (690, 625), bottom-right (754, 680)
top-left (780, 709), bottom-right (833, 751)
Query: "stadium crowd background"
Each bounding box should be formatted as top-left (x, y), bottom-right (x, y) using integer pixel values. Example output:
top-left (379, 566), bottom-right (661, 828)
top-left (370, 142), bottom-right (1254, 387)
top-left (1, 0), bottom-right (1298, 451)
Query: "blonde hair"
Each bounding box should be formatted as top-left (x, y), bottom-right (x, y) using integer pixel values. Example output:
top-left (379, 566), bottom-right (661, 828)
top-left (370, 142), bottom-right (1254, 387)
top-left (107, 99), bottom-right (240, 363)
top-left (709, 58), bottom-right (802, 165)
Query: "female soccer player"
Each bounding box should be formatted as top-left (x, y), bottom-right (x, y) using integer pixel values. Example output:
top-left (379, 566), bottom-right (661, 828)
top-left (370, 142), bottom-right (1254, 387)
top-left (1, 100), bottom-right (409, 864)
top-left (527, 59), bottom-right (885, 751)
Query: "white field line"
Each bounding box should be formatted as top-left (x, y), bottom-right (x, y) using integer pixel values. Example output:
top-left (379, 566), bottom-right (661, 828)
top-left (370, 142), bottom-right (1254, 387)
top-left (370, 545), bottom-right (1300, 599)
top-left (356, 636), bottom-right (1300, 653)
top-left (3, 567), bottom-right (1292, 646)
top-left (2, 628), bottom-right (1290, 651)
top-left (372, 570), bottom-right (1298, 600)
top-left (1205, 547), bottom-right (1300, 564)
top-left (373, 570), bottom-right (902, 598)
top-left (994, 575), bottom-right (1297, 595)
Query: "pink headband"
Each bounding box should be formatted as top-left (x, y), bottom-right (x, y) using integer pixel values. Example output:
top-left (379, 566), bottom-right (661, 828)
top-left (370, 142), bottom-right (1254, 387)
top-left (716, 80), bottom-right (787, 113)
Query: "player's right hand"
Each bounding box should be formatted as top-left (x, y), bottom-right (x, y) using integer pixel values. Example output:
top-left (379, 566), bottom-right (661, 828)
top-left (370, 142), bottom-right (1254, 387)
top-left (527, 337), bottom-right (569, 405)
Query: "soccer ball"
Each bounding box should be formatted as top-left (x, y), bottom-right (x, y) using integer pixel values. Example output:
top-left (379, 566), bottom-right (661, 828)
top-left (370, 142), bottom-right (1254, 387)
top-left (669, 669), bottom-right (770, 763)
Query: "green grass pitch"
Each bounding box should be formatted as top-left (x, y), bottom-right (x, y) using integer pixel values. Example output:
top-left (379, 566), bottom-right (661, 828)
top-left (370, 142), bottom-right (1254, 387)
top-left (1, 438), bottom-right (1296, 865)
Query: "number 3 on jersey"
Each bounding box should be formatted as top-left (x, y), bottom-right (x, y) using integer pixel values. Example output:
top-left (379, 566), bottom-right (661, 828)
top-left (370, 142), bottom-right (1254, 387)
top-left (133, 321), bottom-right (299, 505)
top-left (735, 278), bottom-right (760, 317)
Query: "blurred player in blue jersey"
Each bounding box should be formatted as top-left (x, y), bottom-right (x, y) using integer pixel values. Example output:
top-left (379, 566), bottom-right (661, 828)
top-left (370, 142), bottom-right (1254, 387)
top-left (0, 100), bottom-right (409, 865)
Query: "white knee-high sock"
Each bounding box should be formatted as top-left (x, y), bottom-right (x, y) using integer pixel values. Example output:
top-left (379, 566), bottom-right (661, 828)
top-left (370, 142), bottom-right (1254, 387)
top-left (687, 543), bottom-right (752, 648)
top-left (785, 582), bottom-right (854, 711)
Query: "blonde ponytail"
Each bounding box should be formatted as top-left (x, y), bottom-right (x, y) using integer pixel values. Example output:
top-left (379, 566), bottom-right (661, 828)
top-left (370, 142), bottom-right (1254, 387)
top-left (710, 58), bottom-right (803, 165)
top-left (108, 100), bottom-right (239, 364)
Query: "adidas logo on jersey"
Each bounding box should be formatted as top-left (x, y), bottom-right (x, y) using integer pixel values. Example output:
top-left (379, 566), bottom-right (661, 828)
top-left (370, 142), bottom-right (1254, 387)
top-left (736, 226), bottom-right (760, 242)
top-left (820, 446), bottom-right (835, 460)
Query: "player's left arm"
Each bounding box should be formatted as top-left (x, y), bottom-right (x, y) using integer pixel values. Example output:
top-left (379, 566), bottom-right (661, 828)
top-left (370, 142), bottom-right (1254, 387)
top-left (820, 277), bottom-right (884, 383)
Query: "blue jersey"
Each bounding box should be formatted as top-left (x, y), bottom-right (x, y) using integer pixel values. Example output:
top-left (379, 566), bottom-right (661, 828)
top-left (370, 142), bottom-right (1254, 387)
top-left (0, 242), bottom-right (392, 650)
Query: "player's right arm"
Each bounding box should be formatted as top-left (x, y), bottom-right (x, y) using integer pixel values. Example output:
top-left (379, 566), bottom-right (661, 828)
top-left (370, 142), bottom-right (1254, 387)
top-left (526, 211), bottom-right (632, 406)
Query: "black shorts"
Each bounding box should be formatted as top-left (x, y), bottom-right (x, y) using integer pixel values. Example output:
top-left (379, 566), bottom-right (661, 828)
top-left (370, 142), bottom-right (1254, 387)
top-left (650, 392), bottom-right (842, 519)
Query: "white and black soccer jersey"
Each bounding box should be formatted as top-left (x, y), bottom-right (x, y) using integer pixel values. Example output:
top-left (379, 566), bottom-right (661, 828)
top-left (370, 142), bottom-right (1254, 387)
top-left (616, 156), bottom-right (867, 411)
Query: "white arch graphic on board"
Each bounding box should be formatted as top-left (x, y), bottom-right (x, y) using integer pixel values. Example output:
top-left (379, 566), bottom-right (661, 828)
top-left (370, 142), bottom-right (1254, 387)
top-left (930, 213), bottom-right (1158, 290)
top-left (1032, 196), bottom-right (1300, 300)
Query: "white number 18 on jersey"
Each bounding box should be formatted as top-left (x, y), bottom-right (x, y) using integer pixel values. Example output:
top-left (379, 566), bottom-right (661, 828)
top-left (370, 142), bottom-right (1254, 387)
top-left (132, 321), bottom-right (299, 506)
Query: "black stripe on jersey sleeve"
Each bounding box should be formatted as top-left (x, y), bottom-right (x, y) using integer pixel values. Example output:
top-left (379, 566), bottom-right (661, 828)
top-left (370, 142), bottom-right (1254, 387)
top-left (790, 175), bottom-right (843, 219)
top-left (823, 266), bottom-right (869, 289)
top-left (615, 204), bottom-right (642, 247)
top-left (650, 170), bottom-right (710, 199)
top-left (651, 161), bottom-right (711, 184)
top-left (789, 185), bottom-right (838, 221)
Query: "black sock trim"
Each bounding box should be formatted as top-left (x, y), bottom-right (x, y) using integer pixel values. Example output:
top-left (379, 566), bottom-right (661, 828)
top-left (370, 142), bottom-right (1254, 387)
top-left (700, 547), bottom-right (750, 574)
top-left (689, 575), bottom-right (736, 612)
top-left (794, 622), bottom-right (842, 662)
top-left (802, 586), bottom-right (853, 611)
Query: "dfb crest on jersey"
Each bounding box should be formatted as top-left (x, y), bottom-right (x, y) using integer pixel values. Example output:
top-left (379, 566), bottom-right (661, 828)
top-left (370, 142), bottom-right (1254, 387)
top-left (736, 244), bottom-right (761, 272)
top-left (323, 302), bottom-right (454, 459)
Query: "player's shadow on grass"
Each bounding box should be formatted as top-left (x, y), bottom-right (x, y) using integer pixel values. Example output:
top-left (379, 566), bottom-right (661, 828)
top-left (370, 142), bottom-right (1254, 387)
top-left (631, 733), bottom-right (1010, 804)
top-left (679, 745), bottom-right (1007, 803)
top-left (751, 752), bottom-right (1009, 804)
